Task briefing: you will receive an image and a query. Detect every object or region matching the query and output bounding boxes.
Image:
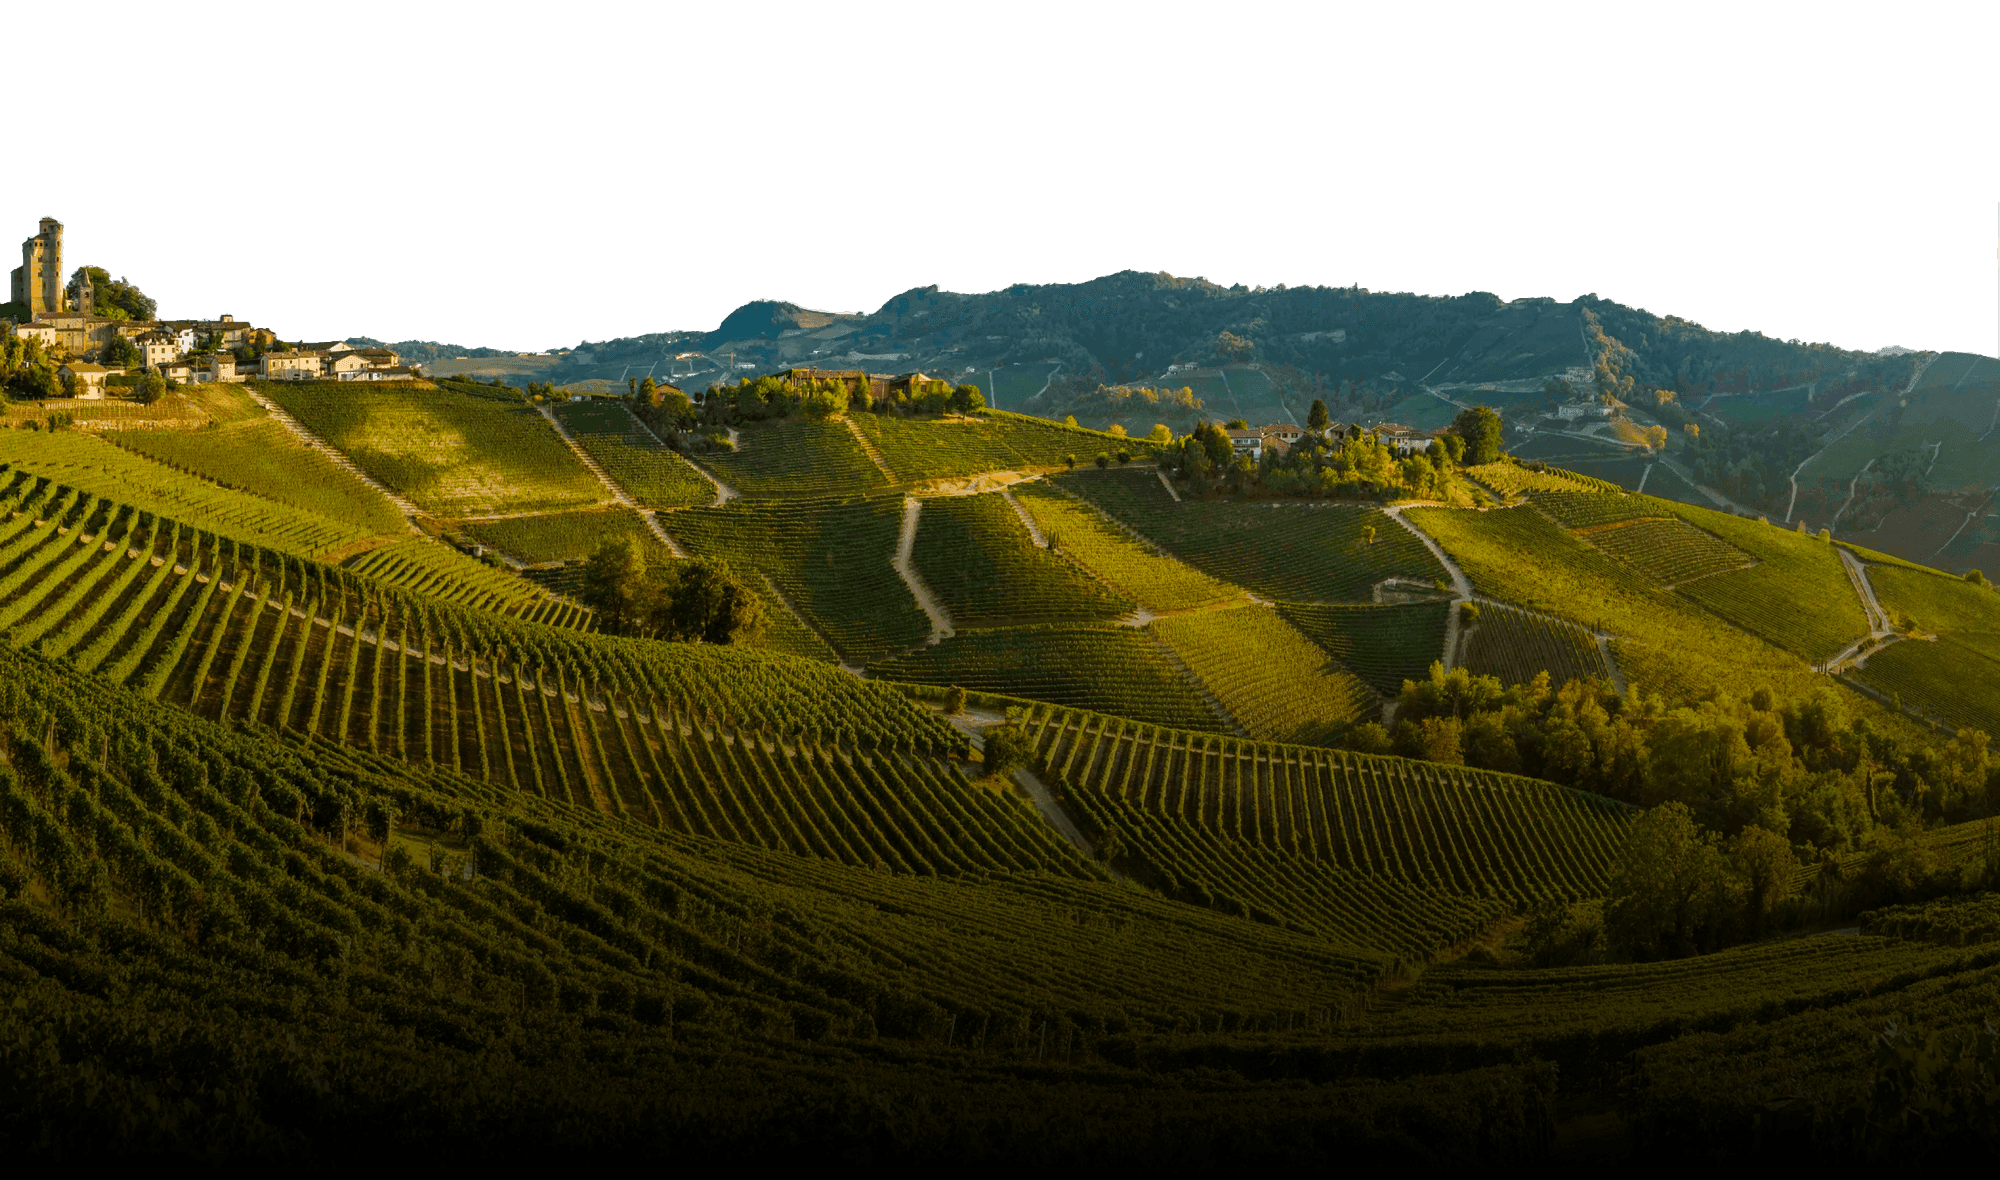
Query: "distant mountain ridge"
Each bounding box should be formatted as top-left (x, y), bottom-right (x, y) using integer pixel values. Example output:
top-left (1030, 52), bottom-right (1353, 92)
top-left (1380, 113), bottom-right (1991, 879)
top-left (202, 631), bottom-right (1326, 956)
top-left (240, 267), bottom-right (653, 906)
top-left (392, 270), bottom-right (1996, 573)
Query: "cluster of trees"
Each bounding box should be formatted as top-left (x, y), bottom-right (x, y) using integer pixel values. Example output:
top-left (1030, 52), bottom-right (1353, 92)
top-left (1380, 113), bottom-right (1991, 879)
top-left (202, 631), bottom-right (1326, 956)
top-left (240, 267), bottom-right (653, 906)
top-left (1162, 401), bottom-right (1499, 501)
top-left (638, 375), bottom-right (990, 433)
top-left (1, 335), bottom-right (61, 400)
top-left (576, 538), bottom-right (765, 644)
top-left (1371, 662), bottom-right (1997, 851)
top-left (67, 266), bottom-right (157, 322)
top-left (1043, 383), bottom-right (1205, 427)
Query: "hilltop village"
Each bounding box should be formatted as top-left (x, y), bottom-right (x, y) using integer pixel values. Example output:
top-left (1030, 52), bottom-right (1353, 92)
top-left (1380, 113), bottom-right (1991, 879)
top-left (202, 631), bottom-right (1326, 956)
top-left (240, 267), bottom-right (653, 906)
top-left (5, 218), bottom-right (409, 394)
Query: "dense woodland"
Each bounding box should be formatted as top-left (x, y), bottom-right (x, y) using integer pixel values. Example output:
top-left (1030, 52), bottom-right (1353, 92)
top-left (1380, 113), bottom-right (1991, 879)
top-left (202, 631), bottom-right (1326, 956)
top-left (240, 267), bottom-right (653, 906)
top-left (0, 364), bottom-right (1995, 1161)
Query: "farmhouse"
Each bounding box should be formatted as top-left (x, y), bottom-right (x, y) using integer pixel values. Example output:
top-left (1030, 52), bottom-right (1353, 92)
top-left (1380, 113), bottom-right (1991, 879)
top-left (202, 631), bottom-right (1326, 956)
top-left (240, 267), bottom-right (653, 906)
top-left (58, 361), bottom-right (109, 398)
top-left (1224, 428), bottom-right (1264, 459)
top-left (1375, 423), bottom-right (1440, 456)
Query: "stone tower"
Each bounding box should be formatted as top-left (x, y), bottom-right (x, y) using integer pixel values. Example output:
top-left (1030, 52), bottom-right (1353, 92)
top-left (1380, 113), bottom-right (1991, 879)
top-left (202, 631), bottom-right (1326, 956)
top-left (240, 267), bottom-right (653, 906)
top-left (8, 217), bottom-right (65, 319)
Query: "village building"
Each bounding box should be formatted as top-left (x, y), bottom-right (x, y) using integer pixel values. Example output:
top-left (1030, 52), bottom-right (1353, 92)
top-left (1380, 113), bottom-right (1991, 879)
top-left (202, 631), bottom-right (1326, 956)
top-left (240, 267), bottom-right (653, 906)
top-left (9, 218), bottom-right (65, 320)
top-left (58, 361), bottom-right (109, 398)
top-left (261, 350), bottom-right (327, 380)
top-left (1374, 423), bottom-right (1441, 456)
top-left (138, 330), bottom-right (184, 370)
top-left (1259, 423), bottom-right (1306, 454)
top-left (1550, 400), bottom-right (1613, 422)
top-left (157, 359), bottom-right (193, 384)
top-left (328, 348), bottom-right (402, 380)
top-left (1224, 428), bottom-right (1264, 459)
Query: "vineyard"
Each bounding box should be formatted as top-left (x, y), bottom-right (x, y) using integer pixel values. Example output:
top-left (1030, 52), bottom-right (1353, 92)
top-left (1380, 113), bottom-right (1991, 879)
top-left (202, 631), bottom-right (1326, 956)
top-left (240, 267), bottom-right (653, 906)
top-left (664, 495), bottom-right (930, 660)
top-left (699, 419), bottom-right (890, 497)
top-left (1153, 605), bottom-right (1377, 744)
top-left (851, 411), bottom-right (1147, 482)
top-left (261, 380), bottom-right (602, 516)
top-left (867, 625), bottom-right (1227, 731)
top-left (113, 417), bottom-right (409, 537)
top-left (1020, 704), bottom-right (1633, 907)
top-left (1468, 461), bottom-right (1620, 499)
top-left (1524, 489), bottom-right (1656, 529)
top-left (909, 492), bottom-right (1131, 626)
top-left (0, 432), bottom-right (374, 560)
top-left (551, 400), bottom-right (716, 508)
top-left (1461, 601), bottom-right (1615, 688)
top-left (1855, 639), bottom-right (2000, 735)
top-left (466, 506), bottom-right (674, 565)
top-left (343, 538), bottom-right (587, 628)
top-left (1870, 563), bottom-right (2000, 664)
top-left (1010, 481), bottom-right (1237, 612)
top-left (1277, 601), bottom-right (1450, 696)
top-left (1062, 466), bottom-right (1440, 602)
top-left (1579, 518), bottom-right (1752, 586)
top-left (1677, 559), bottom-right (1869, 666)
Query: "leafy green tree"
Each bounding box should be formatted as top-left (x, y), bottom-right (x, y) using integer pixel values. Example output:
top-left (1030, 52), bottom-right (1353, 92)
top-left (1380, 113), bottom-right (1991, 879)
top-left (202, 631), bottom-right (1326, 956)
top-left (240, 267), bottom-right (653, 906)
top-left (982, 726), bottom-right (1028, 775)
top-left (1450, 405), bottom-right (1503, 465)
top-left (655, 558), bottom-right (766, 645)
top-left (134, 368), bottom-right (167, 405)
top-left (942, 685), bottom-right (967, 715)
top-left (1095, 452), bottom-right (1110, 469)
top-left (101, 334), bottom-right (141, 369)
top-left (1225, 418), bottom-right (1248, 430)
top-left (67, 266), bottom-right (156, 321)
top-left (1307, 398), bottom-right (1329, 432)
top-left (578, 538), bottom-right (652, 633)
top-left (1606, 803), bottom-right (1729, 960)
top-left (1728, 825), bottom-right (1795, 937)
top-left (1967, 570), bottom-right (1986, 586)
top-left (950, 384), bottom-right (986, 413)
top-left (1149, 423), bottom-right (1172, 444)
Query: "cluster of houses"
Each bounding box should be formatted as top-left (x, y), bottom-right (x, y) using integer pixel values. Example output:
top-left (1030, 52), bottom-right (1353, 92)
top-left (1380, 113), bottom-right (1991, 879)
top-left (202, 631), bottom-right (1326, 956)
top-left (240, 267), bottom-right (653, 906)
top-left (7, 216), bottom-right (410, 398)
top-left (1220, 420), bottom-right (1440, 460)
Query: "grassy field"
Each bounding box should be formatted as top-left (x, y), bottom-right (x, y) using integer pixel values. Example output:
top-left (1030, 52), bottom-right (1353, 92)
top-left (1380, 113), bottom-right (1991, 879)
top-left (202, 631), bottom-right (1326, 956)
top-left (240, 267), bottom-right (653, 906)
top-left (910, 493), bottom-right (1131, 626)
top-left (1155, 604), bottom-right (1377, 744)
top-left (262, 380), bottom-right (601, 516)
top-left (869, 625), bottom-right (1226, 730)
top-left (1011, 481), bottom-right (1239, 612)
top-left (1062, 466), bottom-right (1440, 602)
top-left (465, 507), bottom-right (674, 565)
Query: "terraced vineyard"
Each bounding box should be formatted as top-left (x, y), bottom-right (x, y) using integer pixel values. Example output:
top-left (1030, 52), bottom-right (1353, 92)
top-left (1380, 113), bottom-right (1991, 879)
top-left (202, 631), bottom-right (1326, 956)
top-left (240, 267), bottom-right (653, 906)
top-left (1525, 489), bottom-right (1656, 529)
top-left (1870, 563), bottom-right (2000, 664)
top-left (0, 432), bottom-right (374, 559)
top-left (910, 492), bottom-right (1131, 626)
top-left (1580, 518), bottom-right (1751, 586)
top-left (1461, 601), bottom-right (1615, 688)
top-left (551, 400), bottom-right (715, 507)
top-left (1678, 561), bottom-right (1867, 666)
top-left (1154, 605), bottom-right (1377, 744)
top-left (343, 538), bottom-right (587, 627)
top-left (1062, 466), bottom-right (1441, 602)
top-left (852, 412), bottom-right (1145, 482)
top-left (665, 495), bottom-right (929, 660)
top-left (1469, 462), bottom-right (1616, 499)
top-left (700, 419), bottom-right (889, 497)
top-left (466, 507), bottom-right (674, 565)
top-left (1021, 705), bottom-right (1633, 905)
top-left (262, 380), bottom-right (601, 515)
top-left (867, 625), bottom-right (1227, 731)
top-left (1855, 639), bottom-right (2000, 735)
top-left (1011, 481), bottom-right (1237, 612)
top-left (113, 417), bottom-right (409, 537)
top-left (1277, 601), bottom-right (1450, 696)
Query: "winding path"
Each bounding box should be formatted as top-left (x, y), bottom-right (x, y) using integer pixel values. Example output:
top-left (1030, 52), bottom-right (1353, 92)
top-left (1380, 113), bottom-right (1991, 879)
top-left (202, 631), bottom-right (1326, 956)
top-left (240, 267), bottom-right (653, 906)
top-left (537, 404), bottom-right (685, 557)
top-left (1787, 353), bottom-right (1936, 522)
top-left (241, 385), bottom-right (423, 526)
top-left (893, 496), bottom-right (954, 644)
top-left (1000, 487), bottom-right (1049, 547)
top-left (1384, 505), bottom-right (1471, 671)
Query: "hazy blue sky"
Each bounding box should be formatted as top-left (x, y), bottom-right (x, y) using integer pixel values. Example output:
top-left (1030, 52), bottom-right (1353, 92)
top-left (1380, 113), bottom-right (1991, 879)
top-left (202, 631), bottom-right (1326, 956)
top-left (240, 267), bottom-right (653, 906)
top-left (11, 1), bottom-right (1998, 356)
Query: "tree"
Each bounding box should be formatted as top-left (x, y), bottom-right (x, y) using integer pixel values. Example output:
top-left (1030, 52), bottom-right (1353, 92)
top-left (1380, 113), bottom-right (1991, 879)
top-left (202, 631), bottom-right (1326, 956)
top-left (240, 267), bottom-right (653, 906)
top-left (1967, 570), bottom-right (1987, 586)
top-left (67, 266), bottom-right (155, 321)
top-left (1450, 405), bottom-right (1503, 465)
top-left (1307, 398), bottom-right (1330, 432)
top-left (133, 368), bottom-right (167, 405)
top-left (578, 538), bottom-right (652, 634)
top-left (950, 384), bottom-right (985, 413)
top-left (1106, 423), bottom-right (1126, 438)
top-left (1063, 415), bottom-right (1078, 428)
top-left (1728, 825), bottom-right (1795, 937)
top-left (1149, 423), bottom-right (1173, 444)
top-left (1606, 802), bottom-right (1729, 960)
top-left (654, 559), bottom-right (765, 644)
top-left (1064, 454), bottom-right (1076, 470)
top-left (101, 334), bottom-right (141, 369)
top-left (942, 686), bottom-right (967, 716)
top-left (1095, 452), bottom-right (1110, 469)
top-left (1225, 418), bottom-right (1248, 430)
top-left (1360, 524), bottom-right (1376, 545)
top-left (982, 727), bottom-right (1028, 775)
top-left (1684, 422), bottom-right (1700, 441)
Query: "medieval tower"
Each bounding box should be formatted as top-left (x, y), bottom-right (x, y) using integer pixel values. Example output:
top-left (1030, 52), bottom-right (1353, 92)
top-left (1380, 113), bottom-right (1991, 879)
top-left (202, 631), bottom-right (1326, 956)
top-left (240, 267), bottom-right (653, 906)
top-left (8, 217), bottom-right (65, 319)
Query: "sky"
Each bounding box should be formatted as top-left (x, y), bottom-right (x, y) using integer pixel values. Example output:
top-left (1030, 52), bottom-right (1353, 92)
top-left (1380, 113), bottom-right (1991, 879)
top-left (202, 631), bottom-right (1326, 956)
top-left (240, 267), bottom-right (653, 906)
top-left (11, 1), bottom-right (2000, 356)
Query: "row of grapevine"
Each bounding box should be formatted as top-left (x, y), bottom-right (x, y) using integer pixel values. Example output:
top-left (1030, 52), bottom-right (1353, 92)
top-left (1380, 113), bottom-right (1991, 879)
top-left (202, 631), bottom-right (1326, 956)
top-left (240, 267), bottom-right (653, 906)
top-left (868, 625), bottom-right (1228, 731)
top-left (1524, 489), bottom-right (1656, 529)
top-left (1009, 481), bottom-right (1237, 612)
top-left (465, 506), bottom-right (674, 565)
top-left (1854, 639), bottom-right (2000, 736)
top-left (1017, 704), bottom-right (1633, 906)
top-left (1277, 601), bottom-right (1450, 696)
top-left (848, 411), bottom-right (1153, 483)
top-left (344, 538), bottom-right (588, 628)
top-left (1061, 466), bottom-right (1443, 602)
top-left (698, 418), bottom-right (890, 497)
top-left (1153, 605), bottom-right (1377, 744)
top-left (1580, 518), bottom-right (1751, 586)
top-left (663, 494), bottom-right (930, 660)
top-left (1461, 601), bottom-right (1614, 688)
top-left (551, 400), bottom-right (715, 507)
top-left (909, 492), bottom-right (1132, 626)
